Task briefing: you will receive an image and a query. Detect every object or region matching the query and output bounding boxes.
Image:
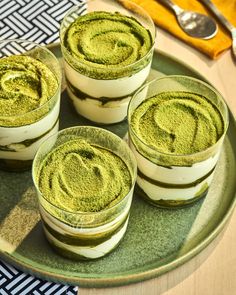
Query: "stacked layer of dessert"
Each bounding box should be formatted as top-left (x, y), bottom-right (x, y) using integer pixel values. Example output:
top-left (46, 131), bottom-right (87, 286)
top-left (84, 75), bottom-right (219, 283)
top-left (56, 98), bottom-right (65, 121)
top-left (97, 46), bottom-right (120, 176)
top-left (61, 11), bottom-right (154, 124)
top-left (0, 55), bottom-right (60, 171)
top-left (129, 90), bottom-right (226, 206)
top-left (35, 137), bottom-right (134, 259)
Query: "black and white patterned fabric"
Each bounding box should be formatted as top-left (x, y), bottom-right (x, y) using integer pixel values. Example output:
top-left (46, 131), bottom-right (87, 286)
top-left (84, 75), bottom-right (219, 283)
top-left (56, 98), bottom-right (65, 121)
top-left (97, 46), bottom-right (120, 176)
top-left (0, 260), bottom-right (78, 295)
top-left (0, 0), bottom-right (86, 44)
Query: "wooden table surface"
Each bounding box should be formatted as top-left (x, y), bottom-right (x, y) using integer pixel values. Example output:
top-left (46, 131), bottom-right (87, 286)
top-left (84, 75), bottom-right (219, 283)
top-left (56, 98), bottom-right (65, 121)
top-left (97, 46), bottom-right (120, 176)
top-left (79, 27), bottom-right (236, 295)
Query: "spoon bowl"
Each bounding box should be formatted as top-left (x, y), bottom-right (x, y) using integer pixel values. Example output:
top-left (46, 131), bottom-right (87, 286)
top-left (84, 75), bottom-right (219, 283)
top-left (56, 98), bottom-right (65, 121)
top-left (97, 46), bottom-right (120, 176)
top-left (158, 0), bottom-right (218, 39)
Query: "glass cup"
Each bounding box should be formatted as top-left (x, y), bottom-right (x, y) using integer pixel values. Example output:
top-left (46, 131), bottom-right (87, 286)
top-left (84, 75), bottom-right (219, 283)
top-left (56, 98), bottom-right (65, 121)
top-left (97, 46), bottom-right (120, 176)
top-left (0, 39), bottom-right (61, 172)
top-left (60, 0), bottom-right (155, 124)
top-left (32, 126), bottom-right (137, 260)
top-left (128, 75), bottom-right (229, 208)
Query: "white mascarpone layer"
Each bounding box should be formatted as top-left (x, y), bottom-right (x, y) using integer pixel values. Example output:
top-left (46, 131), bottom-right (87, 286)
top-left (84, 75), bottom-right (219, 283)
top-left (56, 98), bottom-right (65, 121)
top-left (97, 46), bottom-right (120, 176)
top-left (39, 189), bottom-right (133, 259)
top-left (64, 61), bottom-right (151, 124)
top-left (64, 61), bottom-right (151, 98)
top-left (44, 218), bottom-right (129, 259)
top-left (129, 140), bottom-right (220, 184)
top-left (67, 87), bottom-right (128, 124)
top-left (39, 189), bottom-right (133, 236)
top-left (137, 173), bottom-right (214, 201)
top-left (0, 97), bottom-right (60, 160)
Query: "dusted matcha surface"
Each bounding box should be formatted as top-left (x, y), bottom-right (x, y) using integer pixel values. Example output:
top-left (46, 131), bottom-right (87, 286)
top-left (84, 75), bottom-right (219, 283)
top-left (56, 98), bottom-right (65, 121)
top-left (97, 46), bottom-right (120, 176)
top-left (38, 139), bottom-right (132, 213)
top-left (63, 11), bottom-right (153, 78)
top-left (0, 55), bottom-right (58, 126)
top-left (131, 91), bottom-right (225, 155)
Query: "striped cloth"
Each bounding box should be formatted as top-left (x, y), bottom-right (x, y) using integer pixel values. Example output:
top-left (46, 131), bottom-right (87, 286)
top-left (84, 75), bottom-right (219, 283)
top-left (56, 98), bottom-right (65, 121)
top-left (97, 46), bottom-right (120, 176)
top-left (0, 0), bottom-right (86, 294)
top-left (0, 0), bottom-right (86, 44)
top-left (0, 260), bottom-right (78, 295)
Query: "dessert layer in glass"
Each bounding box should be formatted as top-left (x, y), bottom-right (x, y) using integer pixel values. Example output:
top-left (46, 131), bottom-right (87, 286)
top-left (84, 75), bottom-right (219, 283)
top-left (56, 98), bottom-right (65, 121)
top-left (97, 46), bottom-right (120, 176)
top-left (128, 76), bottom-right (228, 207)
top-left (0, 43), bottom-right (61, 171)
top-left (65, 61), bottom-right (151, 124)
top-left (60, 1), bottom-right (155, 124)
top-left (33, 127), bottom-right (136, 259)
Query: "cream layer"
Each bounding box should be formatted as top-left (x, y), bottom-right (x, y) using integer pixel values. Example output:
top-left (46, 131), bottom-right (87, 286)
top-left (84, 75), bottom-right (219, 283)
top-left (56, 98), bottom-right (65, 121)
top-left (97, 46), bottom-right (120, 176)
top-left (129, 140), bottom-right (220, 184)
top-left (129, 139), bottom-right (220, 200)
top-left (0, 97), bottom-right (60, 160)
top-left (64, 61), bottom-right (151, 98)
top-left (137, 174), bottom-right (214, 201)
top-left (64, 61), bottom-right (151, 123)
top-left (39, 189), bottom-right (133, 236)
top-left (67, 87), bottom-right (129, 124)
top-left (44, 218), bottom-right (129, 259)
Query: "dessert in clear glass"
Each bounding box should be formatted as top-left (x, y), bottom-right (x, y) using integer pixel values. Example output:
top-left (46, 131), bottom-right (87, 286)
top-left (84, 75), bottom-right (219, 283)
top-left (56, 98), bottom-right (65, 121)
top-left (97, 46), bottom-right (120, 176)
top-left (0, 39), bottom-right (61, 171)
top-left (32, 126), bottom-right (137, 260)
top-left (128, 75), bottom-right (229, 208)
top-left (60, 0), bottom-right (155, 124)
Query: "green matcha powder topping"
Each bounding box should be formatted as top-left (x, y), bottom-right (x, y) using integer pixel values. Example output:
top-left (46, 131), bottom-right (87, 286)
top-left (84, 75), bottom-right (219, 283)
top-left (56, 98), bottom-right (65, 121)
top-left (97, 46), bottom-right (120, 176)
top-left (0, 55), bottom-right (58, 126)
top-left (38, 139), bottom-right (132, 213)
top-left (131, 91), bottom-right (225, 155)
top-left (63, 11), bottom-right (153, 78)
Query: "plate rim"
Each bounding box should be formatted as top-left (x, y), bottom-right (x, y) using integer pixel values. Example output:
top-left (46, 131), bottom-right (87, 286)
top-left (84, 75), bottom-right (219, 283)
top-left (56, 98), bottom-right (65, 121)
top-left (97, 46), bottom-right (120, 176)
top-left (1, 45), bottom-right (236, 288)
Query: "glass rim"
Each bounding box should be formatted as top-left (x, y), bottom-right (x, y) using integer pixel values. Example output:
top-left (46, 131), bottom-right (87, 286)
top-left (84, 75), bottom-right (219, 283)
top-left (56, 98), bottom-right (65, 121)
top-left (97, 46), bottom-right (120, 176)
top-left (0, 38), bottom-right (61, 122)
top-left (59, 0), bottom-right (156, 73)
top-left (32, 125), bottom-right (137, 216)
top-left (128, 75), bottom-right (229, 159)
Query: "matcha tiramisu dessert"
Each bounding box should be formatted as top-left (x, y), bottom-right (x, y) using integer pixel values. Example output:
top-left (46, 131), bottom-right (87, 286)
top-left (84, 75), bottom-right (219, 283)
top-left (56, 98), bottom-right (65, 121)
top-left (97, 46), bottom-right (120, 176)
top-left (128, 76), bottom-right (228, 207)
top-left (0, 41), bottom-right (61, 171)
top-left (60, 0), bottom-right (155, 124)
top-left (33, 126), bottom-right (136, 260)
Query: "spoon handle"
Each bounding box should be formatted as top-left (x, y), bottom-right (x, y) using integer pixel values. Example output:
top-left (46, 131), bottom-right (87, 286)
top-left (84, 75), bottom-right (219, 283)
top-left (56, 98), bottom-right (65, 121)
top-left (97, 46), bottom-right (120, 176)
top-left (200, 0), bottom-right (235, 32)
top-left (158, 0), bottom-right (183, 15)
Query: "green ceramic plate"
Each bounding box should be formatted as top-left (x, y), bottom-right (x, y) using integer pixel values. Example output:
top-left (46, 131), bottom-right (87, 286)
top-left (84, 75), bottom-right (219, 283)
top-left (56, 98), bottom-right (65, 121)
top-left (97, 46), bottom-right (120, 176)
top-left (0, 46), bottom-right (236, 288)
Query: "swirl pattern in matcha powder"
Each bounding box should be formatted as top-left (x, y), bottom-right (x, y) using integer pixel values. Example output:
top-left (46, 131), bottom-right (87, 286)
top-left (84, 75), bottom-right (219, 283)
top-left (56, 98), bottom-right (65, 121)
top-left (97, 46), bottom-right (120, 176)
top-left (131, 92), bottom-right (225, 155)
top-left (38, 139), bottom-right (132, 213)
top-left (0, 55), bottom-right (58, 126)
top-left (63, 11), bottom-right (153, 75)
